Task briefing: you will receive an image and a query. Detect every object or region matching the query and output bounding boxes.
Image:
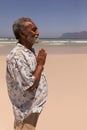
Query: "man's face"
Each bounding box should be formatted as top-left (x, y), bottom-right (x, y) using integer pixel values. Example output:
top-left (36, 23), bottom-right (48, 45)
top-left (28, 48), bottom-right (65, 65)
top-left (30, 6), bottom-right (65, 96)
top-left (23, 21), bottom-right (39, 45)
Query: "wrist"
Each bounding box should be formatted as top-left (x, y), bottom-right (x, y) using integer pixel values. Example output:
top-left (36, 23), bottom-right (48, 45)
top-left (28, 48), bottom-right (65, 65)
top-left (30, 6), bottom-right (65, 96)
top-left (37, 64), bottom-right (44, 71)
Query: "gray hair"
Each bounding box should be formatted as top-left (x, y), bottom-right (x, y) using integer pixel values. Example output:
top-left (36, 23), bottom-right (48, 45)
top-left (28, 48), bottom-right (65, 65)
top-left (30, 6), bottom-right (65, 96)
top-left (12, 17), bottom-right (33, 40)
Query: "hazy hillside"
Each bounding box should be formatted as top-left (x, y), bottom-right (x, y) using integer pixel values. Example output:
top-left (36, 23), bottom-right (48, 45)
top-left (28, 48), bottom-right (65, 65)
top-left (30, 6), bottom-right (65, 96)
top-left (60, 31), bottom-right (87, 39)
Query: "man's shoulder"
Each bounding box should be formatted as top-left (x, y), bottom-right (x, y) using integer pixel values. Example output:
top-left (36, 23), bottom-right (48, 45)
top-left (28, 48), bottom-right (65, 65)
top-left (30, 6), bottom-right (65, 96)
top-left (6, 44), bottom-right (23, 61)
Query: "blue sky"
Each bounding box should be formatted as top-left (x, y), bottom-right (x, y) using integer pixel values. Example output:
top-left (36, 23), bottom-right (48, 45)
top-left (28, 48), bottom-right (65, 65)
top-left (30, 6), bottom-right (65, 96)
top-left (0, 0), bottom-right (87, 38)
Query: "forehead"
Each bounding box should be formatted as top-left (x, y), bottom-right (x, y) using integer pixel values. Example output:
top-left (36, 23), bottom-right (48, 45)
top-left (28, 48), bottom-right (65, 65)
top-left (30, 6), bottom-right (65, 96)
top-left (24, 21), bottom-right (36, 28)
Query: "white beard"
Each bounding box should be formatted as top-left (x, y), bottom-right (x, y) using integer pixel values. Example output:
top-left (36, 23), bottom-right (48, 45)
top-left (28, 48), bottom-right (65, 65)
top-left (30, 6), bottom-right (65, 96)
top-left (34, 37), bottom-right (39, 44)
top-left (27, 35), bottom-right (39, 44)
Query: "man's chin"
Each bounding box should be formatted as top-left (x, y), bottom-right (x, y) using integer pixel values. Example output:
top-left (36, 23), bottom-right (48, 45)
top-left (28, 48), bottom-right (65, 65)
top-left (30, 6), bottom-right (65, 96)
top-left (34, 38), bottom-right (39, 44)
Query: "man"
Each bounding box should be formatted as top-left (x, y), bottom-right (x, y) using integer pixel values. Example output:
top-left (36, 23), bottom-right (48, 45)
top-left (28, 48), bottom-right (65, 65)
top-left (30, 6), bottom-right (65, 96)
top-left (6, 17), bottom-right (48, 130)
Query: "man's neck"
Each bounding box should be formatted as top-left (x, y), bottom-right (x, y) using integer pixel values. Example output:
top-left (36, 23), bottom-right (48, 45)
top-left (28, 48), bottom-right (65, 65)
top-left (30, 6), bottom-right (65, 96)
top-left (19, 39), bottom-right (33, 50)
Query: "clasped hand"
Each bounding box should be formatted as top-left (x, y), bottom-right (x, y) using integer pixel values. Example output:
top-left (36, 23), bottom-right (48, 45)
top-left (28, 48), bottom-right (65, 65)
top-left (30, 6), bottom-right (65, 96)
top-left (36, 49), bottom-right (47, 66)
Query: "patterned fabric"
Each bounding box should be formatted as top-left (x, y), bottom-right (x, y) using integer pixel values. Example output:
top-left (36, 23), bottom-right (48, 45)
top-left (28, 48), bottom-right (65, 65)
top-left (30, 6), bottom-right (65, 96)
top-left (14, 113), bottom-right (39, 130)
top-left (6, 43), bottom-right (48, 122)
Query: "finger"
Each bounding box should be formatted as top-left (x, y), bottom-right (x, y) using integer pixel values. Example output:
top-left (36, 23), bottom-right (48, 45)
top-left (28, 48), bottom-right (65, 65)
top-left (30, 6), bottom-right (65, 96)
top-left (39, 50), bottom-right (47, 55)
top-left (38, 51), bottom-right (47, 56)
top-left (39, 48), bottom-right (46, 53)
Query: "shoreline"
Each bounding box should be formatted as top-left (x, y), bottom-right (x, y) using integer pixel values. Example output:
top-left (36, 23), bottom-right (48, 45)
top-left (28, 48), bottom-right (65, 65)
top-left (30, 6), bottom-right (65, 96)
top-left (1, 44), bottom-right (87, 55)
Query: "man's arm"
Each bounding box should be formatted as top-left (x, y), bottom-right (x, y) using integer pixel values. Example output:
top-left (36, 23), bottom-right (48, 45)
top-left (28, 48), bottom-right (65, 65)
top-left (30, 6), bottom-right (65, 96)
top-left (28, 49), bottom-right (47, 91)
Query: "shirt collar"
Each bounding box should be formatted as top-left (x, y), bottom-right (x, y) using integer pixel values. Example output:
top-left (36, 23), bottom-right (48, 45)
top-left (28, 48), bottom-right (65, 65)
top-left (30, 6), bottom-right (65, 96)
top-left (17, 43), bottom-right (35, 55)
top-left (17, 43), bottom-right (31, 52)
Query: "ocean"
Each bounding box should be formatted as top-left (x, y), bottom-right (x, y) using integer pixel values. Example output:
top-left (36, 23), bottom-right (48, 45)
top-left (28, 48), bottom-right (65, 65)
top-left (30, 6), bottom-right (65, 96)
top-left (0, 38), bottom-right (87, 55)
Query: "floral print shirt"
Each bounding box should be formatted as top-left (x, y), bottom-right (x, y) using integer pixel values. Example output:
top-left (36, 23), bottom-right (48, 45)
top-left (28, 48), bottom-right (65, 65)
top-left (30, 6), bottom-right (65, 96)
top-left (6, 43), bottom-right (48, 122)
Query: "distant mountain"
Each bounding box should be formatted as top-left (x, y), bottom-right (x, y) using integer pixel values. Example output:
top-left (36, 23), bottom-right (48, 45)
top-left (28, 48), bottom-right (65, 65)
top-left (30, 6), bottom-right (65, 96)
top-left (60, 31), bottom-right (87, 39)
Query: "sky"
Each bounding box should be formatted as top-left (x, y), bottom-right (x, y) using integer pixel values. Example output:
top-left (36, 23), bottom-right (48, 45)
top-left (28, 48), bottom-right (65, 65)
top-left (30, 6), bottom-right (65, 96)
top-left (0, 0), bottom-right (87, 38)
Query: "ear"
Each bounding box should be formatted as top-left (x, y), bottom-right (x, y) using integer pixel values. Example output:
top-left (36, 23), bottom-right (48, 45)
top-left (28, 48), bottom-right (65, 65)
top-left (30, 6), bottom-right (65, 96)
top-left (19, 31), bottom-right (25, 39)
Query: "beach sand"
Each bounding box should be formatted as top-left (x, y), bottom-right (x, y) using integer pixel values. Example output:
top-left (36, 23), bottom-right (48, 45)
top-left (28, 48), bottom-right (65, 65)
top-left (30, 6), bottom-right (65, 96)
top-left (1, 53), bottom-right (87, 130)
